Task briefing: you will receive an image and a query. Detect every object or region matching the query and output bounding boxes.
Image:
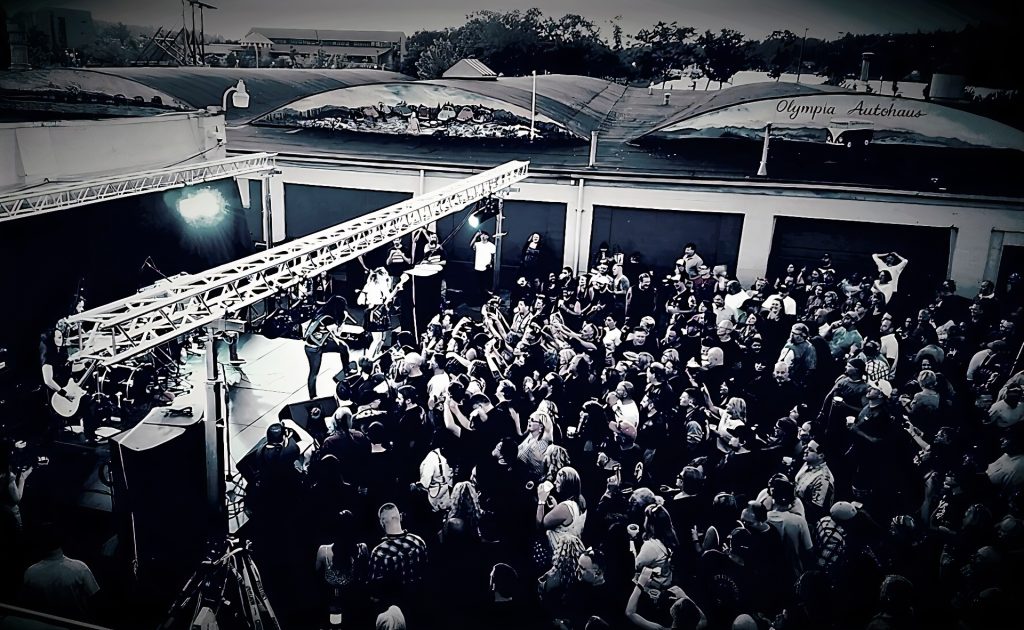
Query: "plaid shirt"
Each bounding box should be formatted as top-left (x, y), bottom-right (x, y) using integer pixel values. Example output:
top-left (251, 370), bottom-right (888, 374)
top-left (863, 356), bottom-right (890, 383)
top-left (369, 531), bottom-right (428, 590)
top-left (814, 517), bottom-right (845, 570)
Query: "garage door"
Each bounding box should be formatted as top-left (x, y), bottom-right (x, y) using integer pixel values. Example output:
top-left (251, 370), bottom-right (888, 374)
top-left (768, 216), bottom-right (951, 304)
top-left (590, 206), bottom-right (744, 278)
top-left (283, 184), bottom-right (412, 239)
top-left (435, 200), bottom-right (567, 290)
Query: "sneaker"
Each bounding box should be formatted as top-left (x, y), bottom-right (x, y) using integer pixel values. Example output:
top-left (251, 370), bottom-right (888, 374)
top-left (228, 358), bottom-right (247, 365)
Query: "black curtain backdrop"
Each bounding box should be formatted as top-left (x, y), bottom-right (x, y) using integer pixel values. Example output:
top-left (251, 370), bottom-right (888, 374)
top-left (0, 179), bottom-right (253, 382)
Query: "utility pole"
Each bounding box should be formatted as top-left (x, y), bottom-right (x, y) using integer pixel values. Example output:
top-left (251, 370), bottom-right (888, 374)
top-left (796, 28), bottom-right (808, 84)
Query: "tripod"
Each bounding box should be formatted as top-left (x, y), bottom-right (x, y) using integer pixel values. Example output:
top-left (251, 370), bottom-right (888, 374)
top-left (160, 537), bottom-right (280, 630)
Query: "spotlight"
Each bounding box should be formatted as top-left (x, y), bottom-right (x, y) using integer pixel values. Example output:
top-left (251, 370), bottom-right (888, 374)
top-left (178, 188), bottom-right (227, 227)
top-left (468, 197), bottom-right (500, 229)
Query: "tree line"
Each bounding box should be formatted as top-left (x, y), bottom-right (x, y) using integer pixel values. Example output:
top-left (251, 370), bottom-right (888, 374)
top-left (17, 9), bottom-right (1021, 94)
top-left (402, 10), bottom-right (1020, 91)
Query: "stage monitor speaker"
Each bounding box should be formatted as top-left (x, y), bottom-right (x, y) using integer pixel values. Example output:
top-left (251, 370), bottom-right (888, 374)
top-left (279, 396), bottom-right (337, 441)
top-left (109, 416), bottom-right (206, 588)
top-left (235, 437), bottom-right (267, 487)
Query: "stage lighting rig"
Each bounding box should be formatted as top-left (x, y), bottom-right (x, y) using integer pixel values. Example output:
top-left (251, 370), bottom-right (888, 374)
top-left (178, 187), bottom-right (228, 227)
top-left (468, 196), bottom-right (501, 227)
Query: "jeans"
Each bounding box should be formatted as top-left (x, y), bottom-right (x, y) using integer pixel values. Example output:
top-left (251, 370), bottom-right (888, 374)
top-left (303, 339), bottom-right (349, 399)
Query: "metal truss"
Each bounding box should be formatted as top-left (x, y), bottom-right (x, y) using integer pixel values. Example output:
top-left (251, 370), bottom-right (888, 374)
top-left (0, 153), bottom-right (278, 223)
top-left (65, 160), bottom-right (530, 366)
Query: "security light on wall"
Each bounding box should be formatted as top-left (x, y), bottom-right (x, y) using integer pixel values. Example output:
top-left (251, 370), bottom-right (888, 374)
top-left (222, 79), bottom-right (249, 111)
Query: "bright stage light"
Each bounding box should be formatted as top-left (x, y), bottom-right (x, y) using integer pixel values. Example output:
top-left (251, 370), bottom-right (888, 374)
top-left (468, 214), bottom-right (480, 228)
top-left (178, 188), bottom-right (227, 227)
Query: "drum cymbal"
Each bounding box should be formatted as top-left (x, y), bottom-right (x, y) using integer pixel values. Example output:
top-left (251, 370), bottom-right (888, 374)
top-left (406, 263), bottom-right (444, 277)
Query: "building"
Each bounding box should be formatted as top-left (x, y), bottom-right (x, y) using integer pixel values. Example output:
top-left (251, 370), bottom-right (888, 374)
top-left (240, 27), bottom-right (405, 70)
top-left (2, 68), bottom-right (1022, 345)
top-left (442, 58), bottom-right (497, 80)
top-left (14, 7), bottom-right (95, 51)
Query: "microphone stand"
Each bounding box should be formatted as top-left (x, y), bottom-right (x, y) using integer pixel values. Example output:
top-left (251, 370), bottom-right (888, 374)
top-left (143, 257), bottom-right (171, 283)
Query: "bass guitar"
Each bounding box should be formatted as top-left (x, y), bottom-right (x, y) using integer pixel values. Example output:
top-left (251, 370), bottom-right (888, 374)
top-left (51, 360), bottom-right (100, 418)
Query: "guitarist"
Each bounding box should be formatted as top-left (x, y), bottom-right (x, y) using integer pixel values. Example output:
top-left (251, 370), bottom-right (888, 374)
top-left (303, 310), bottom-right (354, 400)
top-left (360, 267), bottom-right (407, 357)
top-left (40, 324), bottom-right (95, 442)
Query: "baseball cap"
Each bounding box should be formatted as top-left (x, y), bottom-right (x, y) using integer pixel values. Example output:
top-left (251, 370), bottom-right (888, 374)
top-left (868, 380), bottom-right (893, 398)
top-left (830, 501), bottom-right (861, 522)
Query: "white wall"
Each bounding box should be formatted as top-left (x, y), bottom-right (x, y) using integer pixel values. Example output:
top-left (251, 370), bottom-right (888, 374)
top-left (1, 112), bottom-right (227, 188)
top-left (268, 161), bottom-right (1024, 295)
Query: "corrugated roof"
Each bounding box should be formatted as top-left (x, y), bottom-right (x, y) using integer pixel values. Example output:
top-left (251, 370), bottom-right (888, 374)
top-left (246, 28), bottom-right (404, 42)
top-left (442, 59), bottom-right (497, 79)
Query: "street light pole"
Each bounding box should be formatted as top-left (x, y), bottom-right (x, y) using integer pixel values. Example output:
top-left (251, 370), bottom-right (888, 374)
top-left (796, 28), bottom-right (808, 84)
top-left (757, 123), bottom-right (771, 177)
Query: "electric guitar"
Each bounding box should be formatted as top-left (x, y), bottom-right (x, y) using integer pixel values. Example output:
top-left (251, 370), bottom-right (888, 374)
top-left (367, 274), bottom-right (409, 329)
top-left (51, 360), bottom-right (100, 418)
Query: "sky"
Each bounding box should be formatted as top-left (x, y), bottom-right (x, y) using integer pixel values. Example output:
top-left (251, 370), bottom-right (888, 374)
top-left (5, 0), bottom-right (1005, 41)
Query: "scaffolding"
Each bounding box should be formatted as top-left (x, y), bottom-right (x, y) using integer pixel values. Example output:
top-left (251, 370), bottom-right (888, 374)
top-left (65, 160), bottom-right (530, 366)
top-left (0, 153), bottom-right (277, 223)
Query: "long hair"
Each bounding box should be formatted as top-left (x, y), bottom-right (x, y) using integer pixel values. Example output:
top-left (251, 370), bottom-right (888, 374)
top-left (330, 509), bottom-right (359, 557)
top-left (554, 466), bottom-right (586, 513)
top-left (530, 410), bottom-right (555, 442)
top-left (446, 481), bottom-right (482, 536)
top-left (726, 397), bottom-right (747, 421)
top-left (543, 445), bottom-right (571, 482)
top-left (644, 503), bottom-right (680, 552)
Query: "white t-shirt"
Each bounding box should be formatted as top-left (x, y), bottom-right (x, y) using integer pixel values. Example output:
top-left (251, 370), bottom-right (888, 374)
top-left (473, 240), bottom-right (496, 271)
top-left (873, 254), bottom-right (909, 291)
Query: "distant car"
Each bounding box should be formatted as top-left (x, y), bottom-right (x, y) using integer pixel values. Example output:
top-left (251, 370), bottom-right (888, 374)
top-left (826, 118), bottom-right (874, 148)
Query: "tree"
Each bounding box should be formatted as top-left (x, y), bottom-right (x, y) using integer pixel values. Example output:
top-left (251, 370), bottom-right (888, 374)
top-left (26, 28), bottom-right (54, 67)
top-left (454, 9), bottom-right (547, 76)
top-left (631, 21), bottom-right (697, 85)
top-left (402, 29), bottom-right (447, 76)
top-left (764, 30), bottom-right (798, 80)
top-left (415, 37), bottom-right (462, 79)
top-left (609, 15), bottom-right (623, 51)
top-left (696, 29), bottom-right (754, 89)
top-left (540, 13), bottom-right (618, 76)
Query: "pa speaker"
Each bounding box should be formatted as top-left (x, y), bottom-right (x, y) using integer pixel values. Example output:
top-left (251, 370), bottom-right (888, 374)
top-left (279, 396), bottom-right (337, 441)
top-left (109, 415), bottom-right (206, 587)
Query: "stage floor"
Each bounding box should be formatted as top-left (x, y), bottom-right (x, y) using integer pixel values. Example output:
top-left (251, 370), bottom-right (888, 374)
top-left (179, 333), bottom-right (351, 467)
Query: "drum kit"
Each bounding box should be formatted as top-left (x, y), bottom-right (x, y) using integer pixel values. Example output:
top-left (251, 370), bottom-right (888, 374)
top-left (76, 353), bottom-right (180, 425)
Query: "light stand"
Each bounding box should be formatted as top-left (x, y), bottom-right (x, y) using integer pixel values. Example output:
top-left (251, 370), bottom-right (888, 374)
top-left (493, 198), bottom-right (505, 292)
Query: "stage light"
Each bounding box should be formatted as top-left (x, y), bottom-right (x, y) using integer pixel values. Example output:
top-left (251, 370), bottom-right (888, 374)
top-left (467, 197), bottom-right (500, 229)
top-left (178, 187), bottom-right (228, 227)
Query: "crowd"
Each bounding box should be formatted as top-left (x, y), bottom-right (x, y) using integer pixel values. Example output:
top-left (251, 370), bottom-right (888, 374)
top-left (239, 234), bottom-right (1024, 630)
top-left (4, 231), bottom-right (1024, 630)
